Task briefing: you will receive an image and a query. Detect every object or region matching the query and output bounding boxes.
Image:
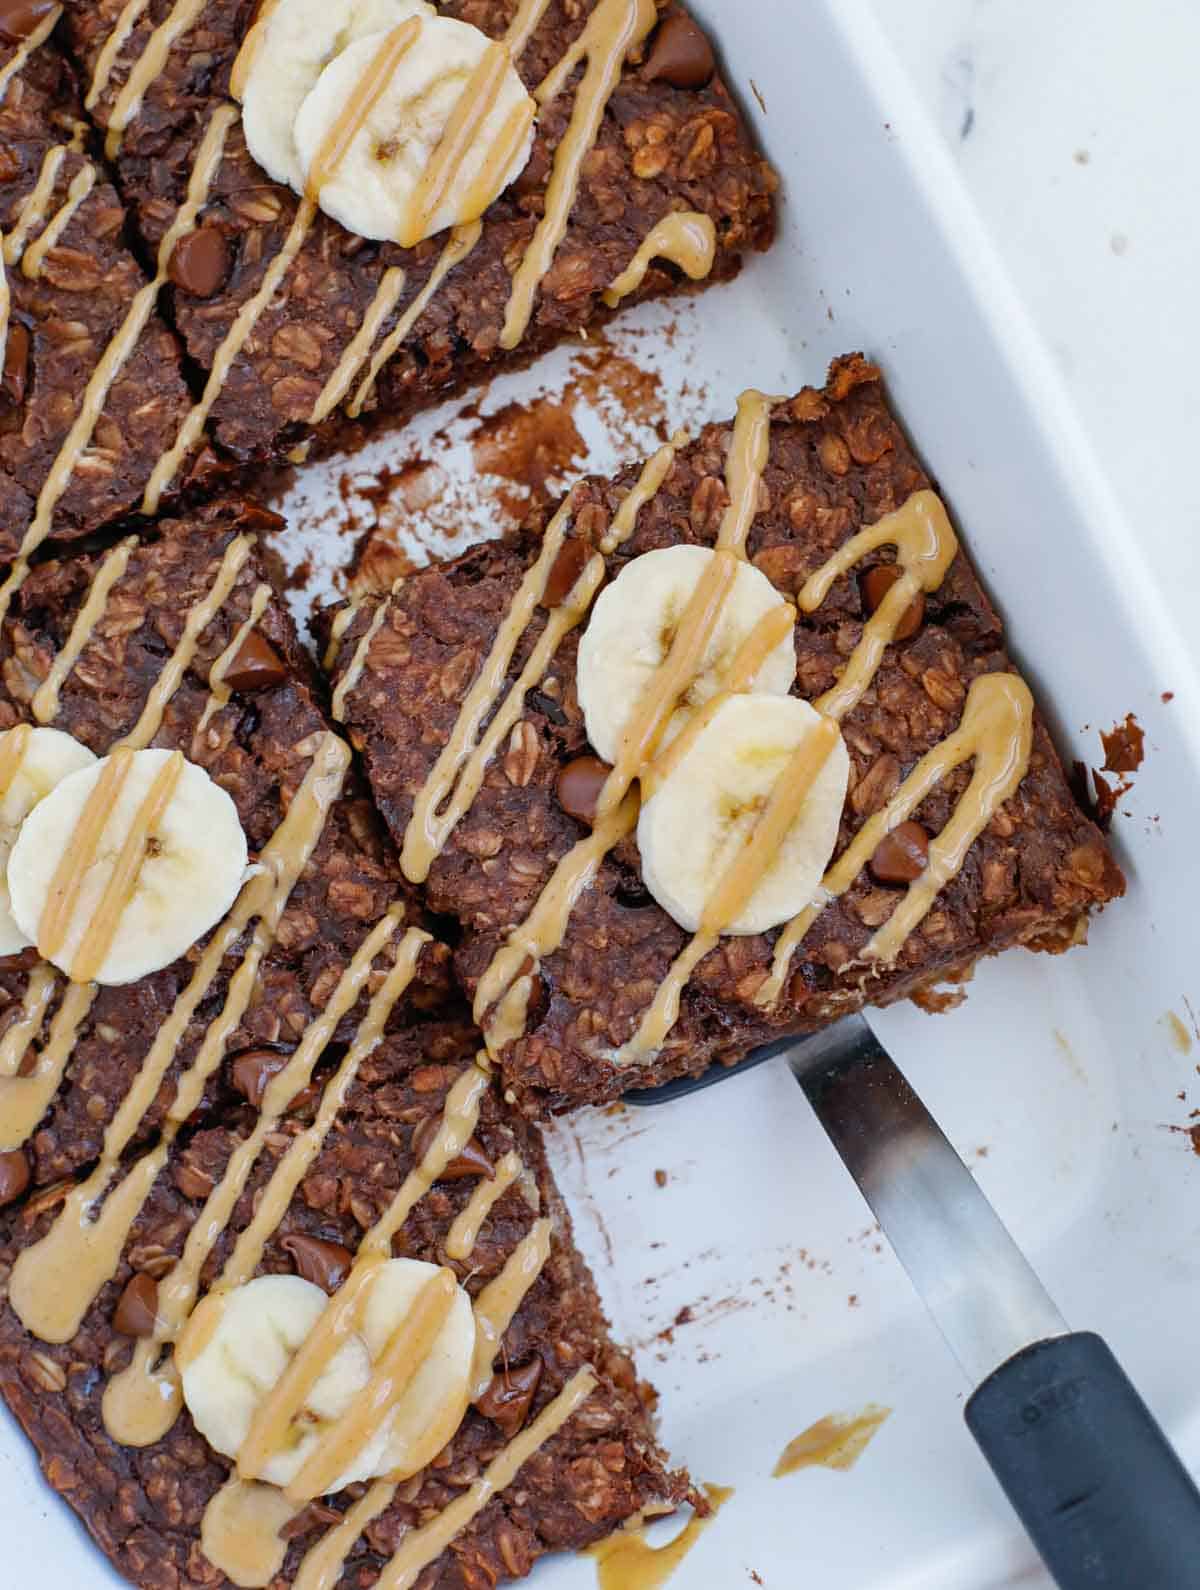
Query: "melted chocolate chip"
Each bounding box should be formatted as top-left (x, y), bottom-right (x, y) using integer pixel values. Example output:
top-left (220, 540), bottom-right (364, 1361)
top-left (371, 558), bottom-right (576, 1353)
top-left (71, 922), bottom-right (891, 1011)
top-left (861, 565), bottom-right (925, 642)
top-left (230, 1048), bottom-right (291, 1109)
top-left (0, 0), bottom-right (56, 43)
top-left (2, 323), bottom-right (29, 407)
top-left (869, 821), bottom-right (930, 885)
top-left (512, 137), bottom-right (549, 198)
top-left (410, 1114), bottom-right (495, 1180)
top-left (642, 13), bottom-right (716, 89)
top-left (474, 1356), bottom-right (543, 1437)
top-left (281, 1233), bottom-right (353, 1294)
top-left (222, 629), bottom-right (288, 693)
top-left (556, 755), bottom-right (611, 826)
top-left (114, 1273), bottom-right (161, 1338)
top-left (167, 227), bottom-right (231, 300)
top-left (0, 1147), bottom-right (29, 1206)
top-left (541, 538), bottom-right (591, 609)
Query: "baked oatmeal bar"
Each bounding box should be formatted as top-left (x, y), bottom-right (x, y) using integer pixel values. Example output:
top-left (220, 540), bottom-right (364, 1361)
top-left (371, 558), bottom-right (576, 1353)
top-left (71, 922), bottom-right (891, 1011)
top-left (59, 0), bottom-right (775, 480)
top-left (324, 354), bottom-right (1126, 1114)
top-left (0, 10), bottom-right (193, 561)
top-left (0, 503), bottom-right (690, 1587)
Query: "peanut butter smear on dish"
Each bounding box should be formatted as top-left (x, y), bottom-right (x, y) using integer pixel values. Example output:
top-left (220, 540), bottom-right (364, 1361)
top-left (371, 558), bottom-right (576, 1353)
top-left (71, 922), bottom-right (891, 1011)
top-left (773, 1404), bottom-right (892, 1477)
top-left (588, 1483), bottom-right (733, 1590)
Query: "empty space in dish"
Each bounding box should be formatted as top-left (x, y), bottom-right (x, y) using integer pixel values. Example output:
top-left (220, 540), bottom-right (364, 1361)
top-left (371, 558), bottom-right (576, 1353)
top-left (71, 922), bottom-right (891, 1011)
top-left (4, 2), bottom-right (1198, 1587)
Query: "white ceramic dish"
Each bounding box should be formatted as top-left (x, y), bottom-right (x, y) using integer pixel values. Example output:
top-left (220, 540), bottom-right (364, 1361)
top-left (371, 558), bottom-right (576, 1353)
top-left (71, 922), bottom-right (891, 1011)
top-left (5, 1), bottom-right (1199, 1585)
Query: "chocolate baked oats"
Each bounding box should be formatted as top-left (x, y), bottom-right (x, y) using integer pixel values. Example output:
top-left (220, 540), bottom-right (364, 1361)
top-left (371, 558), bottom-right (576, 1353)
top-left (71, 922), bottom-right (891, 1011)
top-left (58, 0), bottom-right (775, 484)
top-left (323, 354), bottom-right (1126, 1114)
top-left (0, 502), bottom-right (693, 1587)
top-left (0, 11), bottom-right (192, 561)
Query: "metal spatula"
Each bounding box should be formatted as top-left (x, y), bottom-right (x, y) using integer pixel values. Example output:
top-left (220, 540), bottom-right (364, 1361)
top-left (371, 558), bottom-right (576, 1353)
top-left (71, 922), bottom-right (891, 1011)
top-left (628, 1014), bottom-right (1200, 1588)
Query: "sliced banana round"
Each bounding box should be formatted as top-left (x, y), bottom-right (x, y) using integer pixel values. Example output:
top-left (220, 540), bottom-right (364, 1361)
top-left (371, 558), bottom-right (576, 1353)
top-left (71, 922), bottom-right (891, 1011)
top-left (360, 1257), bottom-right (475, 1480)
top-left (239, 0), bottom-right (435, 191)
top-left (178, 1262), bottom-right (475, 1493)
top-left (577, 545), bottom-right (797, 765)
top-left (638, 694), bottom-right (850, 936)
top-left (293, 14), bottom-right (536, 246)
top-left (180, 1275), bottom-right (390, 1493)
top-left (0, 726), bottom-right (95, 956)
top-left (7, 747), bottom-right (248, 985)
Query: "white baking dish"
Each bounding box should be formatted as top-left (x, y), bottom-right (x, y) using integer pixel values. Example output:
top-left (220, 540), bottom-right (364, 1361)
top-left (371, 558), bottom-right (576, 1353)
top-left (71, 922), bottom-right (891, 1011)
top-left (4, 0), bottom-right (1199, 1585)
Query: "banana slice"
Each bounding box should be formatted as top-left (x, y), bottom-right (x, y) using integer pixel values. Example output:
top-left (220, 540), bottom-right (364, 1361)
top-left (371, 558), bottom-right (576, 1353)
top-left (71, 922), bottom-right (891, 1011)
top-left (180, 1275), bottom-right (389, 1493)
top-left (7, 747), bottom-right (248, 985)
top-left (293, 14), bottom-right (536, 246)
top-left (577, 546), bottom-right (796, 764)
top-left (0, 726), bottom-right (95, 956)
top-left (239, 0), bottom-right (435, 191)
top-left (638, 694), bottom-right (850, 936)
top-left (178, 1262), bottom-right (475, 1493)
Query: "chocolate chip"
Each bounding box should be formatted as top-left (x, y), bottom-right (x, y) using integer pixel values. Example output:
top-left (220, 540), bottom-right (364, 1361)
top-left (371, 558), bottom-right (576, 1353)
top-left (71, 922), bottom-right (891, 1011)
top-left (410, 1114), bottom-right (495, 1180)
top-left (0, 1148), bottom-right (29, 1206)
top-left (2, 323), bottom-right (28, 407)
top-left (869, 821), bottom-right (930, 885)
top-left (861, 565), bottom-right (925, 642)
top-left (474, 1356), bottom-right (543, 1437)
top-left (642, 13), bottom-right (716, 89)
top-left (222, 629), bottom-right (288, 693)
top-left (230, 1048), bottom-right (291, 1109)
top-left (556, 755), bottom-right (612, 826)
top-left (541, 538), bottom-right (591, 609)
top-left (167, 227), bottom-right (231, 300)
top-left (0, 0), bottom-right (56, 43)
top-left (281, 1234), bottom-right (353, 1294)
top-left (114, 1273), bottom-right (161, 1338)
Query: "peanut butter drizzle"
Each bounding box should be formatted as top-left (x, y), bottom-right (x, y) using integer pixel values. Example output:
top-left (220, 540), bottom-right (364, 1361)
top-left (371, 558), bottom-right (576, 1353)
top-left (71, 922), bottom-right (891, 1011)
top-left (113, 534), bottom-right (253, 749)
top-left (760, 672), bottom-right (1034, 1005)
top-left (229, 0), bottom-right (283, 101)
top-left (307, 19), bottom-right (422, 202)
top-left (588, 1482), bottom-right (733, 1590)
top-left (8, 734), bottom-right (350, 1343)
top-left (400, 497), bottom-right (571, 881)
top-left (0, 105), bottom-right (237, 612)
top-left (799, 489), bottom-right (959, 722)
top-left (0, 721), bottom-right (31, 798)
top-left (0, 962), bottom-right (54, 1079)
top-left (32, 537), bottom-right (137, 723)
top-left (621, 718), bottom-right (839, 1061)
top-left (0, 3), bottom-right (60, 104)
top-left (322, 601), bottom-right (360, 673)
top-left (86, 0), bottom-right (152, 109)
top-left (331, 594), bottom-right (393, 723)
top-left (598, 435), bottom-right (684, 554)
top-left (469, 1216), bottom-right (551, 1396)
top-left (445, 1149), bottom-right (521, 1261)
top-left (105, 0), bottom-right (210, 158)
top-left (37, 747), bottom-right (136, 967)
top-left (21, 160), bottom-right (96, 279)
top-left (196, 581), bottom-right (274, 735)
top-left (715, 390), bottom-right (777, 554)
top-left (72, 749), bottom-right (185, 984)
top-left (103, 914), bottom-right (426, 1446)
top-left (292, 1478), bottom-right (396, 1590)
top-left (773, 1405), bottom-right (891, 1477)
top-left (505, 0), bottom-right (555, 58)
top-left (347, 220), bottom-right (480, 418)
top-left (144, 193), bottom-right (316, 512)
top-left (309, 267), bottom-right (407, 427)
top-left (401, 41), bottom-right (511, 247)
top-left (501, 0), bottom-right (657, 348)
top-left (602, 211), bottom-right (717, 308)
top-left (384, 1368), bottom-right (599, 1590)
top-left (4, 144), bottom-right (69, 266)
top-left (0, 981), bottom-right (93, 1151)
top-left (459, 95), bottom-right (537, 226)
top-left (200, 1477), bottom-right (294, 1589)
top-left (285, 1268), bottom-right (458, 1503)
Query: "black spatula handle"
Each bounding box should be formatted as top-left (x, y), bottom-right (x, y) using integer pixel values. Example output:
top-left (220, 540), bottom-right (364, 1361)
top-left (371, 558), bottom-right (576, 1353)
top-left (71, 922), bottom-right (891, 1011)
top-left (966, 1331), bottom-right (1200, 1588)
